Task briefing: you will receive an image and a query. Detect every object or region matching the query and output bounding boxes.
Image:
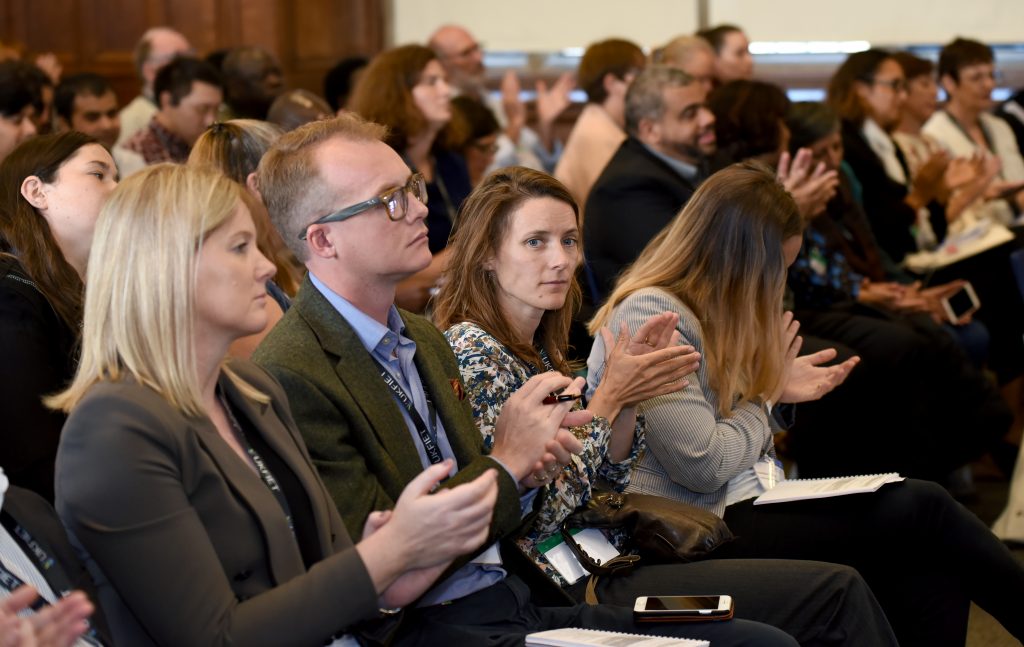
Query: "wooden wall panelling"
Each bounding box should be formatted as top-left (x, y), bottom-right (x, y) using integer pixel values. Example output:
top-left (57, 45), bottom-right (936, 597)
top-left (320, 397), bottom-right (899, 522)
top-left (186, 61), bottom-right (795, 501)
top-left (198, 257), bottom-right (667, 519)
top-left (284, 0), bottom-right (387, 94)
top-left (1, 0), bottom-right (387, 107)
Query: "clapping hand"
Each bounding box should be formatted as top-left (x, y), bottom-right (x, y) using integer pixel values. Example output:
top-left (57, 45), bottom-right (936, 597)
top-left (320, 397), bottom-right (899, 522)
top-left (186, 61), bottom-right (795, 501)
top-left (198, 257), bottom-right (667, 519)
top-left (500, 71), bottom-right (526, 145)
top-left (491, 372), bottom-right (587, 488)
top-left (594, 313), bottom-right (700, 410)
top-left (0, 586), bottom-right (93, 647)
top-left (361, 461), bottom-right (499, 607)
top-left (520, 377), bottom-right (591, 491)
top-left (779, 345), bottom-right (860, 403)
top-left (777, 149), bottom-right (839, 220)
top-left (770, 312), bottom-right (859, 404)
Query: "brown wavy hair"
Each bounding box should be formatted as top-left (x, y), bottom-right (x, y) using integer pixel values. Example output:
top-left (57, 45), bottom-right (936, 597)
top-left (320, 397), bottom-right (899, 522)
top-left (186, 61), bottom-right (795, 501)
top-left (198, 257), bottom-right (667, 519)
top-left (0, 131), bottom-right (96, 330)
top-left (434, 167), bottom-right (581, 374)
top-left (348, 44), bottom-right (466, 153)
top-left (591, 162), bottom-right (802, 416)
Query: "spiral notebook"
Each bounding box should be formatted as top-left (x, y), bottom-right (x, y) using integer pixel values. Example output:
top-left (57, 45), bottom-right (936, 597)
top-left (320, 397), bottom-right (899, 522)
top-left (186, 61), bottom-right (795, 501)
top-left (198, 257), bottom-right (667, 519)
top-left (526, 628), bottom-right (710, 646)
top-left (753, 473), bottom-right (904, 505)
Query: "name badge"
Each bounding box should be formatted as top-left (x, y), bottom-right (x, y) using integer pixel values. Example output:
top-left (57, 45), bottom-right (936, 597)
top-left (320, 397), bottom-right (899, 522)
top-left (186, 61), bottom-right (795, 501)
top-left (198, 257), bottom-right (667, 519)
top-left (538, 528), bottom-right (619, 585)
top-left (754, 455), bottom-right (786, 490)
top-left (470, 543), bottom-right (502, 566)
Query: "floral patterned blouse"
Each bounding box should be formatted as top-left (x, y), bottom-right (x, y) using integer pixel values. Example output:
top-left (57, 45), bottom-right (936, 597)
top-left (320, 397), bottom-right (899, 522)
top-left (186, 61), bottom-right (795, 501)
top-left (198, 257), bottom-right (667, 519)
top-left (444, 321), bottom-right (645, 587)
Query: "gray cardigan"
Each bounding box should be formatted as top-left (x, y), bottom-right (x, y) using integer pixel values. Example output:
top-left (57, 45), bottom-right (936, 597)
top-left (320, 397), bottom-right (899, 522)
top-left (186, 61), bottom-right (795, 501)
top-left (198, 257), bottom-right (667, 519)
top-left (587, 287), bottom-right (775, 516)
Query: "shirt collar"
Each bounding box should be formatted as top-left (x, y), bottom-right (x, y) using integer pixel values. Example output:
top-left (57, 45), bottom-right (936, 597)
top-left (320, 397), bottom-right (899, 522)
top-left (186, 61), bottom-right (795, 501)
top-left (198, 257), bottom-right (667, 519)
top-left (641, 142), bottom-right (700, 181)
top-left (308, 272), bottom-right (405, 353)
top-left (861, 118), bottom-right (893, 153)
top-left (861, 118), bottom-right (907, 185)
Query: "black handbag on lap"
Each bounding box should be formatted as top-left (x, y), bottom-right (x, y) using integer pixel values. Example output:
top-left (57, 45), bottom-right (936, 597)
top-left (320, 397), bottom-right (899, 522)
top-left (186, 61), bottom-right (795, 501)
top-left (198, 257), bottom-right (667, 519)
top-left (559, 490), bottom-right (734, 603)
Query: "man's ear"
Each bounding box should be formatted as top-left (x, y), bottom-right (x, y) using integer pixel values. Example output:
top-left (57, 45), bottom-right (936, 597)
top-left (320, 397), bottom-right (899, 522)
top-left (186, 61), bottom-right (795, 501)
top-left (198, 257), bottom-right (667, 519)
top-left (637, 116), bottom-right (659, 145)
top-left (304, 225), bottom-right (337, 260)
top-left (158, 90), bottom-right (172, 111)
top-left (20, 176), bottom-right (48, 211)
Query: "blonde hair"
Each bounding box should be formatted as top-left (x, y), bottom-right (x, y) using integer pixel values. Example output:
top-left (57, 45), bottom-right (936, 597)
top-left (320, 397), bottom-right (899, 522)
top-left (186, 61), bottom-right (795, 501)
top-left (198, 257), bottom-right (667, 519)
top-left (257, 113), bottom-right (388, 261)
top-left (590, 162), bottom-right (802, 416)
top-left (49, 164), bottom-right (267, 415)
top-left (657, 35), bottom-right (715, 68)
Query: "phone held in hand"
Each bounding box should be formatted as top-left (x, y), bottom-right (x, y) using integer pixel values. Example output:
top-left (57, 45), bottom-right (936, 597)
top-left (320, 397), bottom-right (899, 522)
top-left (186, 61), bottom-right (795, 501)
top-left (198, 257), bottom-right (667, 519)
top-left (941, 282), bottom-right (980, 324)
top-left (633, 595), bottom-right (734, 622)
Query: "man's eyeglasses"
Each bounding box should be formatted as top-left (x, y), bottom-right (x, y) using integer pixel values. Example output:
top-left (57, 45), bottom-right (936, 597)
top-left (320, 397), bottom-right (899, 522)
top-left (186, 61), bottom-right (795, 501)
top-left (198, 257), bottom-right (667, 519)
top-left (299, 173), bottom-right (428, 240)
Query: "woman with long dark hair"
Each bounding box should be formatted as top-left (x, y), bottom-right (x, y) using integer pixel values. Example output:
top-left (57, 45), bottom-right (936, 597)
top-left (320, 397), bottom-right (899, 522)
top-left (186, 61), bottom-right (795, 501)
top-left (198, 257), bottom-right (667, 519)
top-left (0, 132), bottom-right (117, 501)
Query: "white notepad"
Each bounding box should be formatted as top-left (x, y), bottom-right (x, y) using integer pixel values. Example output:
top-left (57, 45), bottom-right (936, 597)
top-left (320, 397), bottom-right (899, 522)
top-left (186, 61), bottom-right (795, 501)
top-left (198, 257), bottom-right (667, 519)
top-left (753, 473), bottom-right (904, 505)
top-left (526, 627), bottom-right (710, 646)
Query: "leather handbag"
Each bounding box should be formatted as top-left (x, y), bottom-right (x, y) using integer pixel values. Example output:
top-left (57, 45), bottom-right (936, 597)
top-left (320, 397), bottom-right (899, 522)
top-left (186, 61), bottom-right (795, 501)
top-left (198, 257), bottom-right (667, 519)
top-left (559, 489), bottom-right (734, 603)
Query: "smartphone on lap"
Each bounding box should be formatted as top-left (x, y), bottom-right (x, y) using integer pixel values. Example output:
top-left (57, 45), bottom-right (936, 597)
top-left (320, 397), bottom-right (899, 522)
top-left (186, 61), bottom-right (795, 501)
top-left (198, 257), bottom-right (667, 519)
top-left (941, 282), bottom-right (980, 324)
top-left (633, 595), bottom-right (734, 622)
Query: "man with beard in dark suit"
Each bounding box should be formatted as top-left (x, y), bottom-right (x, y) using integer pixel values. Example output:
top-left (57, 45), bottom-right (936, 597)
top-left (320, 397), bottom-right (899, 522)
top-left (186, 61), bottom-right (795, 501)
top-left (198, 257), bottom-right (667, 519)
top-left (585, 65), bottom-right (717, 299)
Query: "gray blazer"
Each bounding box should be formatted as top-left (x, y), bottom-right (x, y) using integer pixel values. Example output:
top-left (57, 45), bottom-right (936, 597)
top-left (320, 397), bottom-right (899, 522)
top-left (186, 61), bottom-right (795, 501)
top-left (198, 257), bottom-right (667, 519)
top-left (587, 288), bottom-right (776, 517)
top-left (55, 360), bottom-right (379, 647)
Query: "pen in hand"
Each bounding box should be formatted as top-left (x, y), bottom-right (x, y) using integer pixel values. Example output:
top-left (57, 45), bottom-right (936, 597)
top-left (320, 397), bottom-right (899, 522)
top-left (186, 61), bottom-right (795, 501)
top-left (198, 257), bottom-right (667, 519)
top-left (542, 393), bottom-right (583, 405)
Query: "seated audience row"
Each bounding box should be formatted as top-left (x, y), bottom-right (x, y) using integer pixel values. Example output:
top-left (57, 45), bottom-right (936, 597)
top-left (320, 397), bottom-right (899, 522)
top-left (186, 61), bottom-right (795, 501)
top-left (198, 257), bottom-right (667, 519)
top-left (4, 19), bottom-right (1024, 647)
top-left (436, 165), bottom-right (898, 645)
top-left (246, 114), bottom-right (870, 645)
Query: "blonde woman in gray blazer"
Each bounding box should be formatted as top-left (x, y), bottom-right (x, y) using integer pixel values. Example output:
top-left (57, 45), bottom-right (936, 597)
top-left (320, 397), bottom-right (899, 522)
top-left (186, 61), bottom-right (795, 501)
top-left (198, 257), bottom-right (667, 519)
top-left (50, 164), bottom-right (498, 647)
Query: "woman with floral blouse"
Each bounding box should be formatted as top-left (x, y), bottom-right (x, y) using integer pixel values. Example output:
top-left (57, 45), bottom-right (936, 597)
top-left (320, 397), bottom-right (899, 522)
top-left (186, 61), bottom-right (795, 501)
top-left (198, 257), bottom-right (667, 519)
top-left (432, 166), bottom-right (899, 647)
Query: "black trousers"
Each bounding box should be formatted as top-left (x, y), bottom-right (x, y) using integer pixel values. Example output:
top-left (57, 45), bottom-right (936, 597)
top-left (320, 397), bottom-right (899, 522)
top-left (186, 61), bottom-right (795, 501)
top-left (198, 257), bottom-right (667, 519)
top-left (573, 558), bottom-right (897, 647)
top-left (718, 479), bottom-right (1024, 647)
top-left (394, 574), bottom-right (796, 647)
top-left (926, 233), bottom-right (1024, 386)
top-left (791, 304), bottom-right (1011, 479)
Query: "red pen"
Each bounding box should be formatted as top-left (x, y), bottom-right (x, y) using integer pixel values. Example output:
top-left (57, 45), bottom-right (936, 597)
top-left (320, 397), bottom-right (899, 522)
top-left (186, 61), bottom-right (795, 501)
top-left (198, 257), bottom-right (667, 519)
top-left (542, 393), bottom-right (582, 405)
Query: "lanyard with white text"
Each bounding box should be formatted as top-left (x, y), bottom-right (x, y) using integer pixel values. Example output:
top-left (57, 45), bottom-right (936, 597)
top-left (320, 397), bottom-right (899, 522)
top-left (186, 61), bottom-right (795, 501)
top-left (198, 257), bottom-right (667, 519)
top-left (218, 391), bottom-right (296, 536)
top-left (369, 356), bottom-right (443, 465)
top-left (0, 512), bottom-right (103, 645)
top-left (538, 348), bottom-right (556, 372)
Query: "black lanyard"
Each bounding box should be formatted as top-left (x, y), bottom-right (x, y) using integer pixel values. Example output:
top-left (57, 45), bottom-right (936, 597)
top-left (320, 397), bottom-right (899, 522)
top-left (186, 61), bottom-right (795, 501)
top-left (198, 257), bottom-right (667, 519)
top-left (0, 511), bottom-right (103, 645)
top-left (369, 355), bottom-right (443, 465)
top-left (218, 391), bottom-right (296, 536)
top-left (943, 109), bottom-right (997, 161)
top-left (433, 167), bottom-right (458, 223)
top-left (538, 348), bottom-right (556, 372)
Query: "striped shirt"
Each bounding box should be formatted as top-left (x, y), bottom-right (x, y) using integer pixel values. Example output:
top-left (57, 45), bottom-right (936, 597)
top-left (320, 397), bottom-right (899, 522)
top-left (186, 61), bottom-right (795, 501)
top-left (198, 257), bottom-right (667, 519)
top-left (0, 524), bottom-right (95, 647)
top-left (586, 287), bottom-right (776, 517)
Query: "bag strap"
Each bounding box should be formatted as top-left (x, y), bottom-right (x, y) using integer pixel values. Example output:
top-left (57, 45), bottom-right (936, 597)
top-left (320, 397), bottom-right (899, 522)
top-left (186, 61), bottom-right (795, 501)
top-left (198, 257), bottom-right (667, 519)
top-left (559, 524), bottom-right (640, 579)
